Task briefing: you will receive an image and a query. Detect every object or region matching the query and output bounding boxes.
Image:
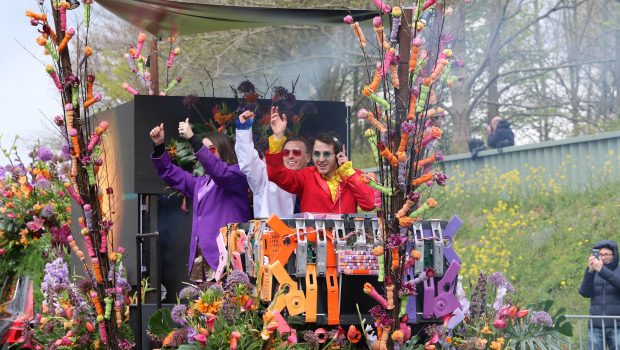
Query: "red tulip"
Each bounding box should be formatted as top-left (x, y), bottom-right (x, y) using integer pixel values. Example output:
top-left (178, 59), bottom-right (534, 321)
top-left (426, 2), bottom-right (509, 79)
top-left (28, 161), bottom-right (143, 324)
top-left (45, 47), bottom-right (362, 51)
top-left (347, 325), bottom-right (362, 343)
top-left (507, 305), bottom-right (518, 319)
top-left (517, 309), bottom-right (529, 318)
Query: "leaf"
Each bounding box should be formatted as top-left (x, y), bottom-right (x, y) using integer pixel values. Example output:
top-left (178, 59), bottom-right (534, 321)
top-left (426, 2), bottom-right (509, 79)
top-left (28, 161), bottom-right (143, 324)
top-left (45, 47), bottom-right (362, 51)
top-left (147, 308), bottom-right (176, 338)
top-left (177, 344), bottom-right (204, 350)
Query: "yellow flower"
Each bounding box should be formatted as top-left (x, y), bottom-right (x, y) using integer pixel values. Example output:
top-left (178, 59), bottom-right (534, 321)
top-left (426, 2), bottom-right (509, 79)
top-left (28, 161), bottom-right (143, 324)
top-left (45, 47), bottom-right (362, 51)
top-left (481, 325), bottom-right (492, 334)
top-left (490, 340), bottom-right (503, 350)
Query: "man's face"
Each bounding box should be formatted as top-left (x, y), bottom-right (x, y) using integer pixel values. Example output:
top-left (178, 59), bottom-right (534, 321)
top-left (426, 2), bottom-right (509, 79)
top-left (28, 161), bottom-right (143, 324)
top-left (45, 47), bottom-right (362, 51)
top-left (312, 140), bottom-right (337, 176)
top-left (282, 140), bottom-right (310, 171)
top-left (600, 248), bottom-right (614, 265)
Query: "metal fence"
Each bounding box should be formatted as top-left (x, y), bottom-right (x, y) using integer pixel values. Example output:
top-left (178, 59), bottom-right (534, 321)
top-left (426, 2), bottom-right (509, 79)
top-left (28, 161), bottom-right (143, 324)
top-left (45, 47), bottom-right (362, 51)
top-left (440, 131), bottom-right (620, 190)
top-left (565, 315), bottom-right (620, 350)
top-left (362, 131), bottom-right (620, 190)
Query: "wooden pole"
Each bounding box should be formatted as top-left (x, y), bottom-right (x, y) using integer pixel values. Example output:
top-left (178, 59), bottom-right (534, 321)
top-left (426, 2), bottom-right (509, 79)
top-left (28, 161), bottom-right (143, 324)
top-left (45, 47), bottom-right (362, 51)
top-left (150, 37), bottom-right (159, 94)
top-left (395, 8), bottom-right (413, 122)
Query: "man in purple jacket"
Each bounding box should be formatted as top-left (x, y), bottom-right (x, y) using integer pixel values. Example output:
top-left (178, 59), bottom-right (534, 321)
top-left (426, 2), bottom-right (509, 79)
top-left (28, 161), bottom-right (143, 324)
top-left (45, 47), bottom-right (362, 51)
top-left (150, 119), bottom-right (250, 281)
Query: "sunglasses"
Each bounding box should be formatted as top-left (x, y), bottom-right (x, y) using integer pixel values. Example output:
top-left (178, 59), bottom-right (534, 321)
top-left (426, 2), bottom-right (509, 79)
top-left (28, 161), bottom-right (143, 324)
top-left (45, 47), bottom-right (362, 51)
top-left (206, 145), bottom-right (217, 154)
top-left (312, 151), bottom-right (333, 160)
top-left (283, 148), bottom-right (303, 157)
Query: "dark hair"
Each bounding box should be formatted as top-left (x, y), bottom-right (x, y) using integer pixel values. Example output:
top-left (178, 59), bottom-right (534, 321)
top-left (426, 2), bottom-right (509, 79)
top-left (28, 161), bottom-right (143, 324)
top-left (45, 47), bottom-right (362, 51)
top-left (314, 132), bottom-right (343, 154)
top-left (284, 135), bottom-right (311, 154)
top-left (199, 132), bottom-right (238, 165)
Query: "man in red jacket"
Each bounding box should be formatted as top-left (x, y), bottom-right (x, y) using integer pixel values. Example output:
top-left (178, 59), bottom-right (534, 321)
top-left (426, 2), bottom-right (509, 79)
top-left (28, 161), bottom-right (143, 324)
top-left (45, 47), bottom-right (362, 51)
top-left (265, 107), bottom-right (375, 214)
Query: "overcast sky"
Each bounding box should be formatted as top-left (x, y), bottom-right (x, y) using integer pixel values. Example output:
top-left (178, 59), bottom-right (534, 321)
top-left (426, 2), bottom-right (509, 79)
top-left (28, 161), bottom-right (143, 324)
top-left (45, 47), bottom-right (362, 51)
top-left (0, 1), bottom-right (70, 160)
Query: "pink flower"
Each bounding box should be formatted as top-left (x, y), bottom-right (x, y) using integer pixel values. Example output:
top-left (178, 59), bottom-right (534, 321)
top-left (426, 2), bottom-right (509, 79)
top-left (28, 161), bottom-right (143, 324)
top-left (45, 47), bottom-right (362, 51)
top-left (26, 216), bottom-right (45, 232)
top-left (493, 318), bottom-right (507, 329)
top-left (193, 334), bottom-right (206, 346)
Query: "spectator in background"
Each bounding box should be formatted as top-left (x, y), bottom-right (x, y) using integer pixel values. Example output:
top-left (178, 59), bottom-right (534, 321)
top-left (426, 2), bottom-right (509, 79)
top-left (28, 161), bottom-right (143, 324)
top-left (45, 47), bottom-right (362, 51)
top-left (579, 240), bottom-right (620, 350)
top-left (486, 116), bottom-right (515, 149)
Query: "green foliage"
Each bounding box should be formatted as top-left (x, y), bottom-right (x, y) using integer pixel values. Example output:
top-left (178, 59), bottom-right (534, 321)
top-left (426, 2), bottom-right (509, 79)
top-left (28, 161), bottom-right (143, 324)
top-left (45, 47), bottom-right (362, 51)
top-left (432, 161), bottom-right (620, 317)
top-left (148, 308), bottom-right (176, 339)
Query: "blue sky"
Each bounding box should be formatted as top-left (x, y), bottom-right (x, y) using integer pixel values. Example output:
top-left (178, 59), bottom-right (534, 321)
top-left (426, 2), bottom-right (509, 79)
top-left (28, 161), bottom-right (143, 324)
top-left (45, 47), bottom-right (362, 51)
top-left (0, 1), bottom-right (69, 155)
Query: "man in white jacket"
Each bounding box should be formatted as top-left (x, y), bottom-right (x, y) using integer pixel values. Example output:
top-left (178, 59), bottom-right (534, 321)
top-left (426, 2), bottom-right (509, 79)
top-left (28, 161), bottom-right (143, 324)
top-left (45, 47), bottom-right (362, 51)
top-left (235, 108), bottom-right (310, 218)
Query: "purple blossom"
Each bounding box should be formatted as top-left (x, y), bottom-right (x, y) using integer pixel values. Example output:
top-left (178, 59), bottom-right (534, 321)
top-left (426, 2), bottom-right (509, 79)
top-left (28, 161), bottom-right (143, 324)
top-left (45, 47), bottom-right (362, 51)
top-left (42, 258), bottom-right (70, 296)
top-left (407, 191), bottom-right (421, 203)
top-left (37, 146), bottom-right (54, 162)
top-left (369, 305), bottom-right (393, 327)
top-left (487, 272), bottom-right (514, 292)
top-left (59, 145), bottom-right (71, 161)
top-left (433, 172), bottom-right (449, 187)
top-left (386, 234), bottom-right (407, 249)
top-left (218, 300), bottom-right (239, 323)
top-left (41, 204), bottom-right (54, 218)
top-left (35, 175), bottom-right (51, 190)
top-left (434, 150), bottom-right (444, 162)
top-left (530, 311), bottom-right (553, 327)
top-left (171, 304), bottom-right (188, 325)
top-left (302, 330), bottom-right (320, 348)
top-left (399, 282), bottom-right (416, 297)
top-left (179, 286), bottom-right (199, 300)
top-left (224, 270), bottom-right (252, 293)
top-left (401, 121), bottom-right (416, 134)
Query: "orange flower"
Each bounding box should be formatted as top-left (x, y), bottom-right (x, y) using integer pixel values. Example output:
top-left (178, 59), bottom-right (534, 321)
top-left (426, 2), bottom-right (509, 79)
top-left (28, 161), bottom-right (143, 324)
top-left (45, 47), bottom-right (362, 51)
top-left (214, 112), bottom-right (234, 126)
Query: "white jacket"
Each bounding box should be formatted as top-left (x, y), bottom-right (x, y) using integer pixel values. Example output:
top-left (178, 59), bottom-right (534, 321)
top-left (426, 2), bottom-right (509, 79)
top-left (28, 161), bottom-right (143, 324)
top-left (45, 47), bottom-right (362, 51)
top-left (235, 129), bottom-right (296, 218)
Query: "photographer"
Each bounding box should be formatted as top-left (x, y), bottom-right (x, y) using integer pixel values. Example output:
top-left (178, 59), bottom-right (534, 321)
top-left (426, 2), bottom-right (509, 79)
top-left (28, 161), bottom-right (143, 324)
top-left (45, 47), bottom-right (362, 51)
top-left (579, 240), bottom-right (620, 349)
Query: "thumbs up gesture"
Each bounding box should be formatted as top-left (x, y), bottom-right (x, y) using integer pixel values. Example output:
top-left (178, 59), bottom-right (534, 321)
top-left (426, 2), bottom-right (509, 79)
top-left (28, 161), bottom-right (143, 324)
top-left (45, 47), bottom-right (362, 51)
top-left (178, 117), bottom-right (193, 139)
top-left (149, 123), bottom-right (165, 145)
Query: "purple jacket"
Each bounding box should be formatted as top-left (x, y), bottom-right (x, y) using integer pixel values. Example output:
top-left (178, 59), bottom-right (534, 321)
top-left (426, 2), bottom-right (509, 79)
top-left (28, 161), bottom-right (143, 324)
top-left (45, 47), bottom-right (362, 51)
top-left (151, 147), bottom-right (250, 272)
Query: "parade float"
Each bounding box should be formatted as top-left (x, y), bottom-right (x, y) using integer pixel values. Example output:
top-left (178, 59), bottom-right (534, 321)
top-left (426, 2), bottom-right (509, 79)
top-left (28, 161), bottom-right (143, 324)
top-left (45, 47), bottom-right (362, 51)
top-left (5, 0), bottom-right (574, 349)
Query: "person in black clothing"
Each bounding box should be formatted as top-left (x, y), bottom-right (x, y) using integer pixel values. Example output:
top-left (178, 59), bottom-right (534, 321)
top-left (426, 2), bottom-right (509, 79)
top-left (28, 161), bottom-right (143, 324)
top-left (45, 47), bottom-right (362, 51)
top-left (486, 116), bottom-right (515, 149)
top-left (579, 240), bottom-right (620, 350)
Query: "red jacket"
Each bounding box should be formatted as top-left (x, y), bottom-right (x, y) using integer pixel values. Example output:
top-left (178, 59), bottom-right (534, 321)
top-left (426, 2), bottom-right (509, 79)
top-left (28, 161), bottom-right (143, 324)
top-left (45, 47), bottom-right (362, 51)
top-left (266, 150), bottom-right (376, 214)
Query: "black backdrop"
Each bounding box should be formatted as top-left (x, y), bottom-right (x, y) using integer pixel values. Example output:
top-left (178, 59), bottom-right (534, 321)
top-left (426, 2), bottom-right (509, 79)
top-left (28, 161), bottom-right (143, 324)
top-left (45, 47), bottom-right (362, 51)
top-left (133, 95), bottom-right (348, 194)
top-left (91, 95), bottom-right (348, 301)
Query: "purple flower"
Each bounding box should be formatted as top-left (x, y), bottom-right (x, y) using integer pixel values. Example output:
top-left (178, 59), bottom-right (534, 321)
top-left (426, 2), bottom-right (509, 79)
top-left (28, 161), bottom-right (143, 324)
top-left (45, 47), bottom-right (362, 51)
top-left (530, 311), bottom-right (553, 327)
top-left (42, 258), bottom-right (69, 296)
top-left (386, 234), bottom-right (407, 249)
top-left (178, 286), bottom-right (199, 300)
top-left (433, 172), bottom-right (449, 187)
top-left (35, 176), bottom-right (51, 190)
top-left (37, 146), bottom-right (54, 162)
top-left (60, 145), bottom-right (71, 161)
top-left (401, 121), bottom-right (416, 135)
top-left (487, 272), bottom-right (514, 292)
top-left (224, 270), bottom-right (252, 292)
top-left (171, 304), bottom-right (187, 325)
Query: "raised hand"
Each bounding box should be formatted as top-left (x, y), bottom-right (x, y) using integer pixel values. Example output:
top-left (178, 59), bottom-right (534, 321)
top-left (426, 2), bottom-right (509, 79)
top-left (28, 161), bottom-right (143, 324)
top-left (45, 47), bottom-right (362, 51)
top-left (270, 106), bottom-right (287, 140)
top-left (336, 143), bottom-right (348, 166)
top-left (178, 117), bottom-right (194, 139)
top-left (149, 123), bottom-right (165, 145)
top-left (239, 110), bottom-right (255, 124)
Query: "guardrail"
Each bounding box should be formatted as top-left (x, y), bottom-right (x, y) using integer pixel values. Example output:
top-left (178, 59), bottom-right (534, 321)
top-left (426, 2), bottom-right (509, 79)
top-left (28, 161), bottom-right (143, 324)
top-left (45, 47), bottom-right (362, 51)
top-left (566, 315), bottom-right (620, 350)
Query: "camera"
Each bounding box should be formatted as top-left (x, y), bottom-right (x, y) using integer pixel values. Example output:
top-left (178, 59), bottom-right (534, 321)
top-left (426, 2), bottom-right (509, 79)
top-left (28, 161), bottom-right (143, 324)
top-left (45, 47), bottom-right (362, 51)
top-left (591, 248), bottom-right (600, 259)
